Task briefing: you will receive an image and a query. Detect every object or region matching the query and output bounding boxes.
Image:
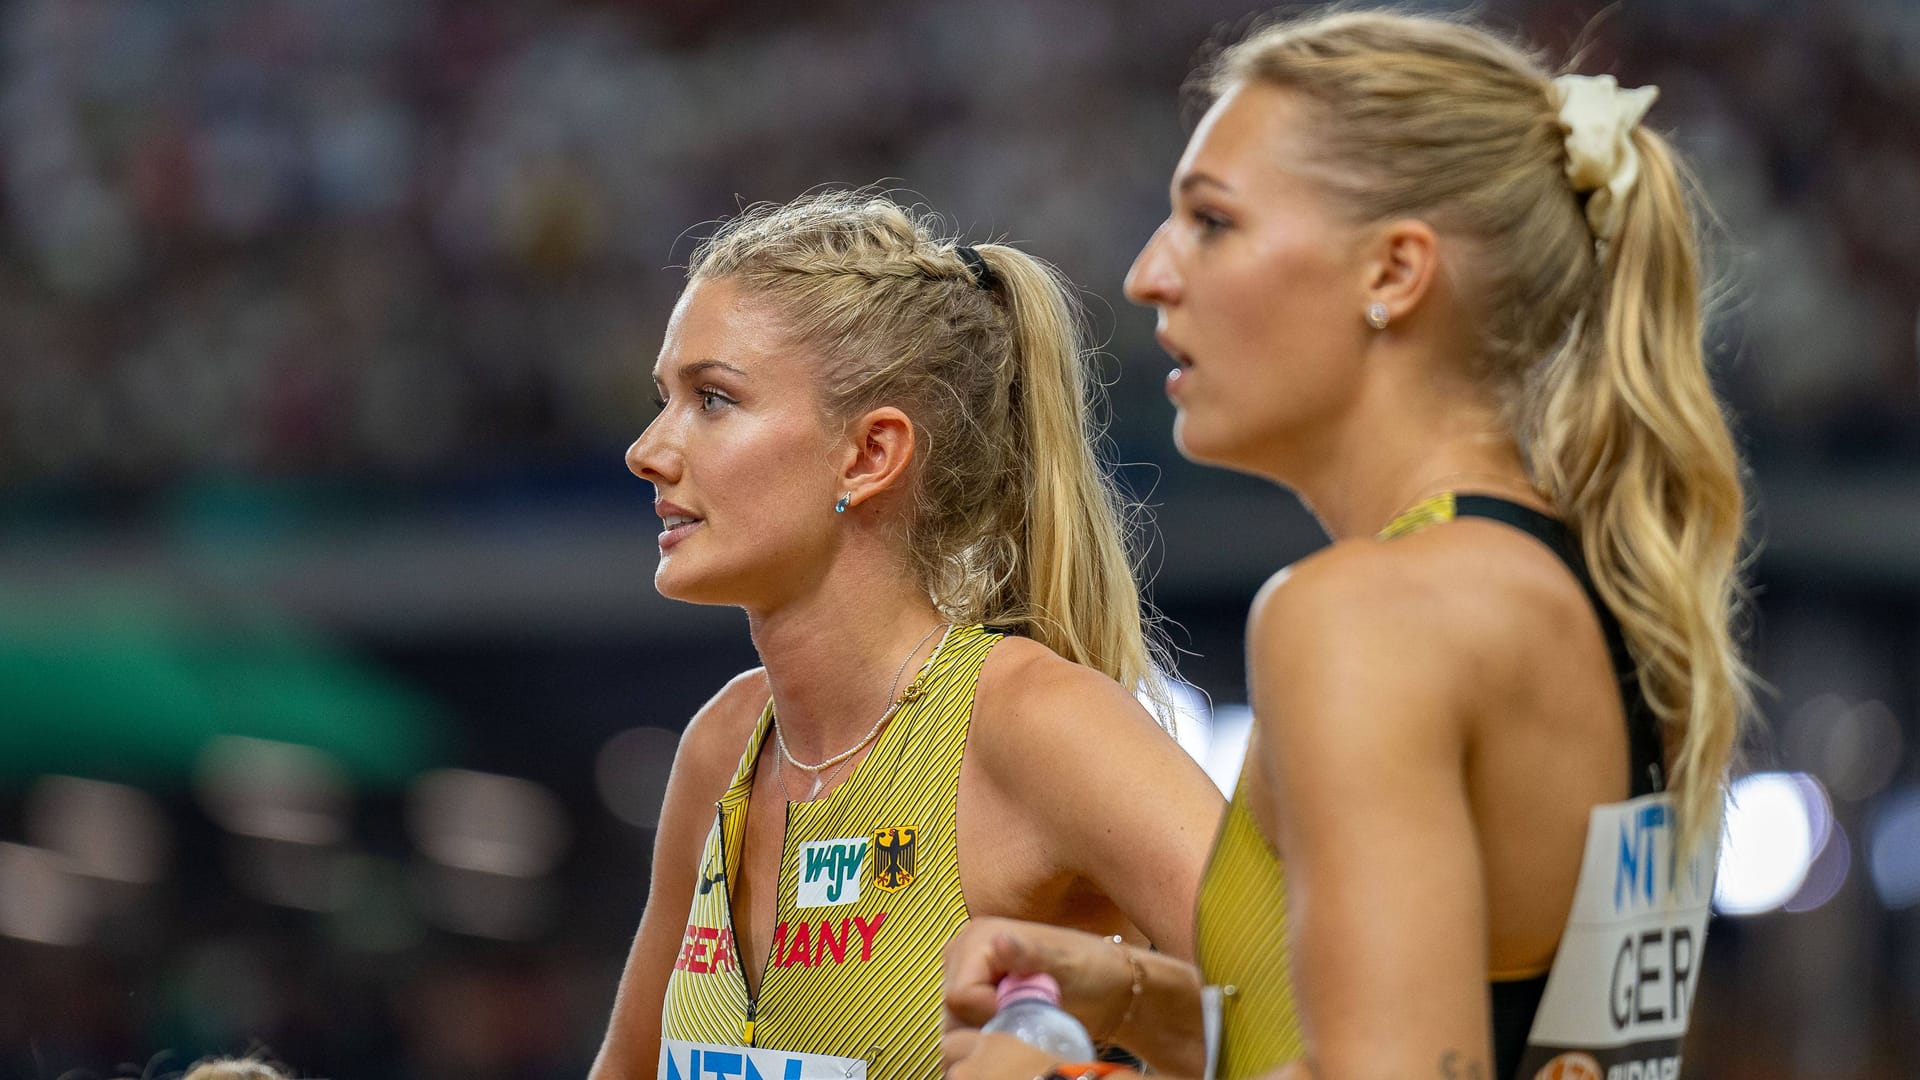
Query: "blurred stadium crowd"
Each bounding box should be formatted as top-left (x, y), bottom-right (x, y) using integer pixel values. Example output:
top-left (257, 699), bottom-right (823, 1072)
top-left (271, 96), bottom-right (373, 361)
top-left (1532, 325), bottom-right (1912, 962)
top-left (0, 0), bottom-right (1915, 1077)
top-left (4, 0), bottom-right (1915, 486)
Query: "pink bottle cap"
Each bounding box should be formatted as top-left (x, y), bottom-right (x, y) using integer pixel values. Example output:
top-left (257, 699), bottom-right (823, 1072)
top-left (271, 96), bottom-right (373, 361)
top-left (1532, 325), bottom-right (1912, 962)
top-left (995, 972), bottom-right (1063, 1009)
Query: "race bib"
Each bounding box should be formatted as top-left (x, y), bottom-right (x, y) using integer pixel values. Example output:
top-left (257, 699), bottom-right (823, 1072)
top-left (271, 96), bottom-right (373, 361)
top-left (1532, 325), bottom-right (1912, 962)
top-left (660, 1038), bottom-right (867, 1080)
top-left (1517, 793), bottom-right (1717, 1080)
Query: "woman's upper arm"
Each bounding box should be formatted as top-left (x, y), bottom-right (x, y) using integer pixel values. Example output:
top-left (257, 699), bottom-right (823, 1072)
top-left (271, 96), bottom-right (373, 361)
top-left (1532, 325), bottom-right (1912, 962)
top-left (1247, 558), bottom-right (1494, 1079)
top-left (974, 645), bottom-right (1224, 961)
top-left (590, 670), bottom-right (766, 1080)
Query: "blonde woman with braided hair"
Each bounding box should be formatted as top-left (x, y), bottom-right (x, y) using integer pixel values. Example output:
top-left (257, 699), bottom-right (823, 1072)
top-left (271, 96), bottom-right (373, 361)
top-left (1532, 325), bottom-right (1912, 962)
top-left (945, 10), bottom-right (1749, 1080)
top-left (589, 191), bottom-right (1222, 1080)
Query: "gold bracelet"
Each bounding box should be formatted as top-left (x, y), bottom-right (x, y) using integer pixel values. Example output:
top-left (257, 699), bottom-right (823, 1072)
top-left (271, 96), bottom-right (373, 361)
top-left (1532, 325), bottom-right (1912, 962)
top-left (1097, 934), bottom-right (1144, 1044)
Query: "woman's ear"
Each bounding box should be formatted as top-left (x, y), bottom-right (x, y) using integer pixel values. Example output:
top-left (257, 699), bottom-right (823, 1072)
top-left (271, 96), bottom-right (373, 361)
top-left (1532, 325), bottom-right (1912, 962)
top-left (1360, 217), bottom-right (1440, 326)
top-left (835, 405), bottom-right (916, 511)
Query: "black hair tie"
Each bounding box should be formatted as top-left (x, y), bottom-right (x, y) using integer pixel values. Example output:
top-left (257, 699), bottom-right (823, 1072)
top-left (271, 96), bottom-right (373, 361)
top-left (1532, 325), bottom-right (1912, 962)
top-left (955, 244), bottom-right (997, 290)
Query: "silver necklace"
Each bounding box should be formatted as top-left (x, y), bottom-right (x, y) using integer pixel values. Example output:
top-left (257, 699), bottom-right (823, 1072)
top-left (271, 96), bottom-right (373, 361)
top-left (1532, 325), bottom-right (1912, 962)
top-left (775, 743), bottom-right (858, 804)
top-left (772, 622), bottom-right (951, 786)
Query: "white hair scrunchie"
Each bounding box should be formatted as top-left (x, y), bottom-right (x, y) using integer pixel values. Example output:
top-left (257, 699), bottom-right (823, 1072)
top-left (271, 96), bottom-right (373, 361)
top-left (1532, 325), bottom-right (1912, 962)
top-left (1550, 73), bottom-right (1659, 241)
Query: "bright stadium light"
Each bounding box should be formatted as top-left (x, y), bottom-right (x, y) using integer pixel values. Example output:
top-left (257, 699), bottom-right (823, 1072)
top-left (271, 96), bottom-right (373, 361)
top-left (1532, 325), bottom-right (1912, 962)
top-left (1715, 771), bottom-right (1819, 916)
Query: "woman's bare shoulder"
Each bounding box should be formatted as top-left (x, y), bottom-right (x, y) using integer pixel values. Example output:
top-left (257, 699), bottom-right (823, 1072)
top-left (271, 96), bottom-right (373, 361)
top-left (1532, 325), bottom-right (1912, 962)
top-left (1253, 525), bottom-right (1583, 661)
top-left (671, 667), bottom-right (771, 789)
top-left (973, 634), bottom-right (1155, 731)
top-left (968, 633), bottom-right (1194, 781)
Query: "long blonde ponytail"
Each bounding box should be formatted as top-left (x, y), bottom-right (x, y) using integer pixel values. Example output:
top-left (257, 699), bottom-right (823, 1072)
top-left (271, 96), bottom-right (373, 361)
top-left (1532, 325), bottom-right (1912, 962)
top-left (973, 244), bottom-right (1160, 699)
top-left (1529, 129), bottom-right (1751, 853)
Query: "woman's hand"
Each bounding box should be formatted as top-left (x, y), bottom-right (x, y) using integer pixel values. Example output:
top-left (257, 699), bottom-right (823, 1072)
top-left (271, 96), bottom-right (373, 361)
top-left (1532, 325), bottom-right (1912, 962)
top-left (944, 916), bottom-right (1208, 1076)
top-left (941, 1030), bottom-right (1061, 1080)
top-left (943, 917), bottom-right (1131, 1034)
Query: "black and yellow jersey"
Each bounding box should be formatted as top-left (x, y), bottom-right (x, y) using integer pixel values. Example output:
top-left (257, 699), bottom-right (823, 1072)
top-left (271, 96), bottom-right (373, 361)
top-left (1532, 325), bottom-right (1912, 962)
top-left (1194, 494), bottom-right (1673, 1080)
top-left (659, 624), bottom-right (1000, 1080)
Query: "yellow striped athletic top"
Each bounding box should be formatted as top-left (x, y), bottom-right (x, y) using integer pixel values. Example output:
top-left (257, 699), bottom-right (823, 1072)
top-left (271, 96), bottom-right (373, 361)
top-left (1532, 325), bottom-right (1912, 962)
top-left (1195, 493), bottom-right (1651, 1080)
top-left (1195, 769), bottom-right (1302, 1080)
top-left (659, 624), bottom-right (997, 1079)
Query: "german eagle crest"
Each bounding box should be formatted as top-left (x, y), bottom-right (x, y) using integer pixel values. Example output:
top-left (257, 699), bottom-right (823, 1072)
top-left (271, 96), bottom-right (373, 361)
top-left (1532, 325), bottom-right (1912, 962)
top-left (872, 826), bottom-right (918, 892)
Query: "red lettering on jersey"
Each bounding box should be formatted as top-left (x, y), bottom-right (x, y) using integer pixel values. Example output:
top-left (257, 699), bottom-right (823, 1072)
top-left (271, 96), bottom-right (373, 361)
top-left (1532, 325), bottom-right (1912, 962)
top-left (766, 913), bottom-right (890, 968)
top-left (691, 926), bottom-right (717, 973)
top-left (815, 917), bottom-right (848, 965)
top-left (674, 923), bottom-right (738, 974)
top-left (853, 912), bottom-right (887, 961)
top-left (783, 920), bottom-right (814, 968)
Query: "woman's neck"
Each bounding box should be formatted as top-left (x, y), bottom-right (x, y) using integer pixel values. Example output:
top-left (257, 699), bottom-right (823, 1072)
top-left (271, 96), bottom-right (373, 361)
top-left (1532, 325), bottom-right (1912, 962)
top-left (745, 571), bottom-right (948, 764)
top-left (1282, 384), bottom-right (1539, 542)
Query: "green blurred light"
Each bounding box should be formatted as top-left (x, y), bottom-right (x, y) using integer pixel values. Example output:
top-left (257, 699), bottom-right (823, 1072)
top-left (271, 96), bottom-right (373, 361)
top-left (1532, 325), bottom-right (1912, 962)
top-left (0, 590), bottom-right (442, 788)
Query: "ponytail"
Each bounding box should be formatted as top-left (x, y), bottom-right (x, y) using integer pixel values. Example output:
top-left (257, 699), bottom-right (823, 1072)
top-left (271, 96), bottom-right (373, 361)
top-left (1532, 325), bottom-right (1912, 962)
top-left (974, 245), bottom-right (1163, 704)
top-left (1529, 129), bottom-right (1750, 854)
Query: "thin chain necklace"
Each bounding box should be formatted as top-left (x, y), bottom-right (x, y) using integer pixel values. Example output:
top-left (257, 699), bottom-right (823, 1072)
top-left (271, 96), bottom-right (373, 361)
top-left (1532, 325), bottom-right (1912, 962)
top-left (775, 744), bottom-right (857, 805)
top-left (772, 622), bottom-right (952, 793)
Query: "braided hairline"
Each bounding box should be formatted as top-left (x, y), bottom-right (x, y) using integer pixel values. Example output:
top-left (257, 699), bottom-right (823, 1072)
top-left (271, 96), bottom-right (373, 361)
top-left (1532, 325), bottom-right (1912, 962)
top-left (691, 194), bottom-right (985, 286)
top-left (726, 259), bottom-right (981, 294)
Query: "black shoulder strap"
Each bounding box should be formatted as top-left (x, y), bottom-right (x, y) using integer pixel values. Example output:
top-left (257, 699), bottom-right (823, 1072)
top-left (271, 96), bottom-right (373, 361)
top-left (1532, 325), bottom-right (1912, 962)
top-left (1452, 495), bottom-right (1666, 797)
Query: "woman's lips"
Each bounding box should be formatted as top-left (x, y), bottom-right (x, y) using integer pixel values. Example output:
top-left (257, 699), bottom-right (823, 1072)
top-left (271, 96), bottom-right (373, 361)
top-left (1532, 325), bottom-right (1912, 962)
top-left (658, 515), bottom-right (703, 550)
top-left (1160, 341), bottom-right (1194, 398)
top-left (1155, 331), bottom-right (1193, 398)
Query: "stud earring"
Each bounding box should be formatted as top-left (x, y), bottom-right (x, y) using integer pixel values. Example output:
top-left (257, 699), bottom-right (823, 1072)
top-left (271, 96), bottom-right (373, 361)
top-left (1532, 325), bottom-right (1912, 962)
top-left (1365, 302), bottom-right (1390, 330)
top-left (834, 492), bottom-right (852, 514)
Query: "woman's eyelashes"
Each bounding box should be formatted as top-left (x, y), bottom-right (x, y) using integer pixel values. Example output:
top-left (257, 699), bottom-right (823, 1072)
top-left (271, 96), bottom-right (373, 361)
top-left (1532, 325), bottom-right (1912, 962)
top-left (1189, 207), bottom-right (1233, 237)
top-left (651, 387), bottom-right (738, 414)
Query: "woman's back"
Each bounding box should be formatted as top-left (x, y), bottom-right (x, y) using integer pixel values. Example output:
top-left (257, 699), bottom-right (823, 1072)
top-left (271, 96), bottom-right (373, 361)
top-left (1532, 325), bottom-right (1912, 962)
top-left (1198, 492), bottom-right (1647, 1076)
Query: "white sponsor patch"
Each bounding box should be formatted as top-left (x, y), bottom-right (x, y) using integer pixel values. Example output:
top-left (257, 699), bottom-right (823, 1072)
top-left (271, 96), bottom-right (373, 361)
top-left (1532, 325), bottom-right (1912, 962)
top-left (795, 837), bottom-right (868, 908)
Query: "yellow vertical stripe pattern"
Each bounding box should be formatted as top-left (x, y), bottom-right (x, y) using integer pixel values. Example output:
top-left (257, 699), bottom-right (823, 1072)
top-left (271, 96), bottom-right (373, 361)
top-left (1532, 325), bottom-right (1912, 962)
top-left (1194, 770), bottom-right (1305, 1078)
top-left (660, 624), bottom-right (998, 1079)
top-left (1195, 495), bottom-right (1465, 1077)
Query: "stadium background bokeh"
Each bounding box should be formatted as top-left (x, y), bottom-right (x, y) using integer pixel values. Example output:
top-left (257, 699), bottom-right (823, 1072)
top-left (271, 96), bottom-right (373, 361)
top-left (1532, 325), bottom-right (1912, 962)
top-left (1, 0), bottom-right (1915, 1076)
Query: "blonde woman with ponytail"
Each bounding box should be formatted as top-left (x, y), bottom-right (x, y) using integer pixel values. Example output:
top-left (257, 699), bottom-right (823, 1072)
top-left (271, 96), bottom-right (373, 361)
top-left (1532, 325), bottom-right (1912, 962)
top-left (946, 11), bottom-right (1748, 1080)
top-left (589, 191), bottom-right (1222, 1080)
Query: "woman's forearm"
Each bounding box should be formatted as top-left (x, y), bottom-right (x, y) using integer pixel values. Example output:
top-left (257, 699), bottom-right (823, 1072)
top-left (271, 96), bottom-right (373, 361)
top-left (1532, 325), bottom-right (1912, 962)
top-left (1101, 945), bottom-right (1207, 1077)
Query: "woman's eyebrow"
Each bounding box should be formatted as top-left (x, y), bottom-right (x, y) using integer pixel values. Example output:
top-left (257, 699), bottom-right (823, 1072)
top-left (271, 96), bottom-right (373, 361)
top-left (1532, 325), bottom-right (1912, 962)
top-left (1178, 171), bottom-right (1234, 196)
top-left (679, 359), bottom-right (749, 379)
top-left (653, 358), bottom-right (750, 387)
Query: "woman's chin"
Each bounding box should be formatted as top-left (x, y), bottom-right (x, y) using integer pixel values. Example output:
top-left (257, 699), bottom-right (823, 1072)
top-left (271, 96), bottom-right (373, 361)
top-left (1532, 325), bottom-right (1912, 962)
top-left (1174, 418), bottom-right (1274, 479)
top-left (653, 564), bottom-right (721, 606)
top-left (1172, 415), bottom-right (1228, 467)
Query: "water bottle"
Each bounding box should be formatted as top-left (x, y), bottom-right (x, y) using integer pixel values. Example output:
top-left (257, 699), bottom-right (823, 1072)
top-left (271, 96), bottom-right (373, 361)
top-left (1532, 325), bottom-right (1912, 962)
top-left (981, 972), bottom-right (1097, 1060)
